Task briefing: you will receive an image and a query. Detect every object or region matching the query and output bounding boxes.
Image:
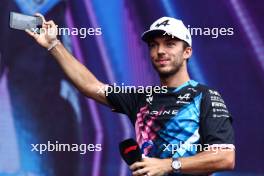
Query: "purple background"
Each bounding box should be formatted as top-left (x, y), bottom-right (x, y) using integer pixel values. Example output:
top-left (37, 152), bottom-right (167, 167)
top-left (0, 0), bottom-right (263, 175)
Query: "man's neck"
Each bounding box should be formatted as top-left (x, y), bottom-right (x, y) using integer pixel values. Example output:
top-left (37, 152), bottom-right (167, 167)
top-left (160, 68), bottom-right (190, 88)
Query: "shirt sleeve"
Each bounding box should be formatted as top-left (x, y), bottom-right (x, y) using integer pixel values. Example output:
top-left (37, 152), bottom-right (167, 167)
top-left (199, 89), bottom-right (234, 146)
top-left (105, 85), bottom-right (139, 117)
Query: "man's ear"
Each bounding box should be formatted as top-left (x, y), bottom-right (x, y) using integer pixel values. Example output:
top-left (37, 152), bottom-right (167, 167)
top-left (183, 47), bottom-right (192, 60)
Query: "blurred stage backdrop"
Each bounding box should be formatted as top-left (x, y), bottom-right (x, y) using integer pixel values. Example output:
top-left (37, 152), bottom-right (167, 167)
top-left (0, 0), bottom-right (263, 176)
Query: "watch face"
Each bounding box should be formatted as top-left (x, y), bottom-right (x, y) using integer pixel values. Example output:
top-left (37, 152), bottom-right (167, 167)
top-left (172, 160), bottom-right (181, 170)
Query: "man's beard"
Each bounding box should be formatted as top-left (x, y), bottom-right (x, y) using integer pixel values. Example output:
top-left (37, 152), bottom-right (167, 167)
top-left (152, 57), bottom-right (184, 79)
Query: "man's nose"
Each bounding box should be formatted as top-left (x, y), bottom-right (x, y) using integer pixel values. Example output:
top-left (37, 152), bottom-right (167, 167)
top-left (157, 45), bottom-right (166, 55)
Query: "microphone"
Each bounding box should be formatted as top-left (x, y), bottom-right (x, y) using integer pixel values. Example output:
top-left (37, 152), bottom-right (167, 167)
top-left (119, 138), bottom-right (142, 165)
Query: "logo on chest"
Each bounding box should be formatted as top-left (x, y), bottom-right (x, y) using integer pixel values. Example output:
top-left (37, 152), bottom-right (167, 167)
top-left (176, 93), bottom-right (193, 105)
top-left (143, 109), bottom-right (178, 116)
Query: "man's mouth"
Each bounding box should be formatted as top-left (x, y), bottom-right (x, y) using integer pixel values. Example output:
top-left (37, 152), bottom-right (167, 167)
top-left (155, 58), bottom-right (170, 65)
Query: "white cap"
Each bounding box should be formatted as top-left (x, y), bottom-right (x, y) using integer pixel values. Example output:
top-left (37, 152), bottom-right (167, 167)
top-left (141, 17), bottom-right (192, 47)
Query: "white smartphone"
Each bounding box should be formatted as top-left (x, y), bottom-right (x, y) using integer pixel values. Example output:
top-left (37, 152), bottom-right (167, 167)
top-left (9, 12), bottom-right (43, 31)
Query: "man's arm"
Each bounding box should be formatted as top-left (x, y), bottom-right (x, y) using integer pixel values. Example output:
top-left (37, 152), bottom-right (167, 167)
top-left (177, 149), bottom-right (235, 174)
top-left (26, 13), bottom-right (108, 105)
top-left (49, 41), bottom-right (108, 105)
top-left (130, 149), bottom-right (235, 176)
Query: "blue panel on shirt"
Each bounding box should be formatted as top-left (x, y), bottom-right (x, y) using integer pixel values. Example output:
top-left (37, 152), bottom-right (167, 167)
top-left (158, 93), bottom-right (203, 158)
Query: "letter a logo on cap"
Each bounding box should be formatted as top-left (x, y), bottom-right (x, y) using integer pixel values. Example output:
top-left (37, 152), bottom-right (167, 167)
top-left (155, 20), bottom-right (170, 28)
top-left (142, 17), bottom-right (192, 47)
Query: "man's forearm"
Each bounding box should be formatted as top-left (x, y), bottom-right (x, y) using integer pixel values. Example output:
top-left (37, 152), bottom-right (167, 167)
top-left (177, 150), bottom-right (235, 175)
top-left (130, 150), bottom-right (234, 176)
top-left (25, 15), bottom-right (108, 104)
top-left (49, 41), bottom-right (106, 102)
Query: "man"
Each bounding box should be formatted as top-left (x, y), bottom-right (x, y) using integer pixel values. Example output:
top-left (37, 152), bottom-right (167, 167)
top-left (27, 15), bottom-right (235, 176)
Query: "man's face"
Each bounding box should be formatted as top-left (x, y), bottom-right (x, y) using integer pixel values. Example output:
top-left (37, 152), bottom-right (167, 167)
top-left (148, 35), bottom-right (191, 77)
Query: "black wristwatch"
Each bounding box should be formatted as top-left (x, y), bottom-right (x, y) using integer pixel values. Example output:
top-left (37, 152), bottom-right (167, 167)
top-left (171, 158), bottom-right (182, 173)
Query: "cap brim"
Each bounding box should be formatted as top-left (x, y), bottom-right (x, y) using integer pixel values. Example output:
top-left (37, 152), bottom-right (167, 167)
top-left (141, 29), bottom-right (166, 42)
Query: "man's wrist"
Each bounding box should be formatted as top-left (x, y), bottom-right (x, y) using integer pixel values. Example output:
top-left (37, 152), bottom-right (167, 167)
top-left (171, 158), bottom-right (182, 173)
top-left (162, 158), bottom-right (174, 174)
top-left (47, 39), bottom-right (60, 51)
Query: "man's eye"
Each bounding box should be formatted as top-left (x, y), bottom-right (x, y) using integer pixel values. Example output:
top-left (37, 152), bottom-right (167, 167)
top-left (167, 42), bottom-right (175, 47)
top-left (148, 43), bottom-right (156, 48)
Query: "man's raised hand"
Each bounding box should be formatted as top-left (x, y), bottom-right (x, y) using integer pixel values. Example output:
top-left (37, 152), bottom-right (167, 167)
top-left (25, 13), bottom-right (58, 49)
